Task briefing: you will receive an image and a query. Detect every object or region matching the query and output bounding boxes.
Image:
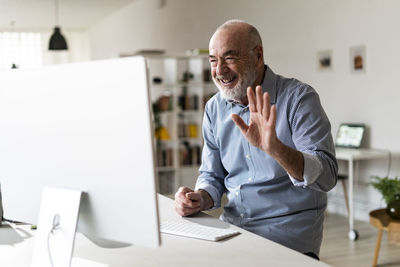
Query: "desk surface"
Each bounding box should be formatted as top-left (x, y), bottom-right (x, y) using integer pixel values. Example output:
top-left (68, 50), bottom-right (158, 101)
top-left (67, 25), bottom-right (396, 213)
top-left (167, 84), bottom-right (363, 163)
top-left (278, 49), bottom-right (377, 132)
top-left (0, 194), bottom-right (331, 267)
top-left (336, 147), bottom-right (389, 161)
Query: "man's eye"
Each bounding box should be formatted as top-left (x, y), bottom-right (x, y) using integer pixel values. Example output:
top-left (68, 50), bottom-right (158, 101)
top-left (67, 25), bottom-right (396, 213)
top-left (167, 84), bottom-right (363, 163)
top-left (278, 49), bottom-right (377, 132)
top-left (226, 57), bottom-right (235, 62)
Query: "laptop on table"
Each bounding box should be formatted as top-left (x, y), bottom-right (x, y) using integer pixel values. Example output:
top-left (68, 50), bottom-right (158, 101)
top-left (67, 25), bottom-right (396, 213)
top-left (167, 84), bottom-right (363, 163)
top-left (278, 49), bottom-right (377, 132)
top-left (335, 123), bottom-right (366, 149)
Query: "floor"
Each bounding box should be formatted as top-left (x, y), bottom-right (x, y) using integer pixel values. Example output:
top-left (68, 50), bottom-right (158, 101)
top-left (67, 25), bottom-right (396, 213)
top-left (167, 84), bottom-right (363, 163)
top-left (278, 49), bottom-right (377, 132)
top-left (320, 213), bottom-right (400, 267)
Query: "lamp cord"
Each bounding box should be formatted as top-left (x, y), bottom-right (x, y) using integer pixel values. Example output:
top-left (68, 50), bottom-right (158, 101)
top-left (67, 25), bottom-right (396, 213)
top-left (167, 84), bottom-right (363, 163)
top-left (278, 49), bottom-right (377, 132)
top-left (54, 0), bottom-right (59, 26)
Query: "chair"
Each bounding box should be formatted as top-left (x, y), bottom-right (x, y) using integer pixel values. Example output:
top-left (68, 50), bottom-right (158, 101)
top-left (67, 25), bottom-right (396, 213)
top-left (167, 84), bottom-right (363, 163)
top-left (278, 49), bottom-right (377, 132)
top-left (338, 174), bottom-right (350, 216)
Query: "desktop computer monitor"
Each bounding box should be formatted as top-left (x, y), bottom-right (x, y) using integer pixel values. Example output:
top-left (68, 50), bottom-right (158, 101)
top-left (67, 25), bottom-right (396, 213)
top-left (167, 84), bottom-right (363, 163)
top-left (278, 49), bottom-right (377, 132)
top-left (0, 57), bottom-right (160, 249)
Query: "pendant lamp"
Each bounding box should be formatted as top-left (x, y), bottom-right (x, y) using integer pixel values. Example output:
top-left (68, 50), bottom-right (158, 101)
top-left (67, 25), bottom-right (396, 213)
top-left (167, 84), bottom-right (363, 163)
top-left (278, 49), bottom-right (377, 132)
top-left (48, 0), bottom-right (68, 50)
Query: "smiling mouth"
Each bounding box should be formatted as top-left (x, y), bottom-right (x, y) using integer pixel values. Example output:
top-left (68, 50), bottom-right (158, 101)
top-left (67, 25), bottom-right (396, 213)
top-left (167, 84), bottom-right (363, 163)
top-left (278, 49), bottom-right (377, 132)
top-left (219, 76), bottom-right (237, 85)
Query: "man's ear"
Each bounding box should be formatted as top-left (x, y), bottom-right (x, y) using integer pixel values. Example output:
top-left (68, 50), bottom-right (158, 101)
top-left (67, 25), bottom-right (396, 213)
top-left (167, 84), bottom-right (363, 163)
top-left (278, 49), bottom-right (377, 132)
top-left (255, 45), bottom-right (263, 64)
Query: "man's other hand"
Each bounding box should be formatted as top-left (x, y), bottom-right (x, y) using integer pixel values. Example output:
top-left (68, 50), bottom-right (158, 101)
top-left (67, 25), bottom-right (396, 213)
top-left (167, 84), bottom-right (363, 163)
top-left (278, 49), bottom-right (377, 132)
top-left (174, 187), bottom-right (213, 216)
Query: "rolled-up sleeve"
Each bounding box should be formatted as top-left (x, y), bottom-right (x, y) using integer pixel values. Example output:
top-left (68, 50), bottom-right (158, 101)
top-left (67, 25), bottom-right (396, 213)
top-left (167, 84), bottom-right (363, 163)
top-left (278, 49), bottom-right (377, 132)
top-left (289, 152), bottom-right (323, 187)
top-left (288, 86), bottom-right (338, 192)
top-left (195, 102), bottom-right (227, 209)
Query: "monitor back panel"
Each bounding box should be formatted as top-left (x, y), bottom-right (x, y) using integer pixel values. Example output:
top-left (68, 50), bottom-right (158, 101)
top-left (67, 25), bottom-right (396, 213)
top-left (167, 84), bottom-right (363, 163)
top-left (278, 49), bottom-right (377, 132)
top-left (0, 57), bottom-right (160, 247)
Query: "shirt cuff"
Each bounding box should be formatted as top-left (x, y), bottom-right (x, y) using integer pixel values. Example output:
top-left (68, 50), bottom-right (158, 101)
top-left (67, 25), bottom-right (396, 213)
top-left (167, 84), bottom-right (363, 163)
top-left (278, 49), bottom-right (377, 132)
top-left (289, 152), bottom-right (323, 188)
top-left (194, 183), bottom-right (221, 210)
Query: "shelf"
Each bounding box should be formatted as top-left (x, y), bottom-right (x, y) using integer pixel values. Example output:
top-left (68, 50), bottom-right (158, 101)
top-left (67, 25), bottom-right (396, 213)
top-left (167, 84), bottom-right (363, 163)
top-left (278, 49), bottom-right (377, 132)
top-left (175, 81), bottom-right (212, 87)
top-left (158, 111), bottom-right (174, 116)
top-left (177, 110), bottom-right (201, 115)
top-left (157, 166), bottom-right (175, 172)
top-left (180, 165), bottom-right (201, 170)
top-left (179, 137), bottom-right (201, 142)
top-left (149, 54), bottom-right (217, 192)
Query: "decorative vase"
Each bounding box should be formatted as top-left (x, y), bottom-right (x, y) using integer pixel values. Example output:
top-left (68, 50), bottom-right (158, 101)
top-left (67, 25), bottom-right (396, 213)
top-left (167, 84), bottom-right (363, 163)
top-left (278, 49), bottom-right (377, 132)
top-left (387, 194), bottom-right (400, 220)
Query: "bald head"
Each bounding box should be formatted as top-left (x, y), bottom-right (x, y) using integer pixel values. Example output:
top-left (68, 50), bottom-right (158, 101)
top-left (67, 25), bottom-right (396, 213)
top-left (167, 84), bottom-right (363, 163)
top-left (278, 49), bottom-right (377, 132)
top-left (212, 20), bottom-right (263, 51)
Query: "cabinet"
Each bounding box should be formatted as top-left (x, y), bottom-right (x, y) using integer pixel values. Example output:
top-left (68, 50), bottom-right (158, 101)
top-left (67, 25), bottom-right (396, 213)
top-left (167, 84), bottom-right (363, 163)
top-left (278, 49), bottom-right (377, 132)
top-left (146, 55), bottom-right (217, 196)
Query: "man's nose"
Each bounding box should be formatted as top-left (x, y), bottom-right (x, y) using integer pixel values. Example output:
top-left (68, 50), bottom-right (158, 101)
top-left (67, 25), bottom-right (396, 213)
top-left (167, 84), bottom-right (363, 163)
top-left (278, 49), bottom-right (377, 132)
top-left (216, 61), bottom-right (228, 76)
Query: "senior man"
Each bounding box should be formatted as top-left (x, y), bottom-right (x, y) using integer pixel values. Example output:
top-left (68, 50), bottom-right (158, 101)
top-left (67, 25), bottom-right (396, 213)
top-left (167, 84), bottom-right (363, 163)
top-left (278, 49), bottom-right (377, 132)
top-left (175, 20), bottom-right (337, 259)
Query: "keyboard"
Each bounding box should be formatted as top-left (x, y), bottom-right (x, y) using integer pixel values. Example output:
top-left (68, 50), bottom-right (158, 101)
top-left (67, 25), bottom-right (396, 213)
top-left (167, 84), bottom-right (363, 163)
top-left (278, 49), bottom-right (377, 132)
top-left (160, 220), bottom-right (240, 241)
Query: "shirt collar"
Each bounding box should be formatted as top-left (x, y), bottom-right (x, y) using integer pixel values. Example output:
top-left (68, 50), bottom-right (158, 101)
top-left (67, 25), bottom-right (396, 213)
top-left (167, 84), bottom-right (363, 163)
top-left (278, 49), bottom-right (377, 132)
top-left (261, 64), bottom-right (277, 104)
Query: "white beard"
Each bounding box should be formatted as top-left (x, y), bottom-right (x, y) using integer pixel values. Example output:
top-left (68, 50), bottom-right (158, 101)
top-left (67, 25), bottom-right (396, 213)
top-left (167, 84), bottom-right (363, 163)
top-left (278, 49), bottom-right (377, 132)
top-left (213, 65), bottom-right (257, 103)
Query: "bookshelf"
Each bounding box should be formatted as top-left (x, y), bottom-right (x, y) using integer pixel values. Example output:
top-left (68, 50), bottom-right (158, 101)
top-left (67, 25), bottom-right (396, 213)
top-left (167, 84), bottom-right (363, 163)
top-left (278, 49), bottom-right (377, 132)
top-left (146, 54), bottom-right (217, 196)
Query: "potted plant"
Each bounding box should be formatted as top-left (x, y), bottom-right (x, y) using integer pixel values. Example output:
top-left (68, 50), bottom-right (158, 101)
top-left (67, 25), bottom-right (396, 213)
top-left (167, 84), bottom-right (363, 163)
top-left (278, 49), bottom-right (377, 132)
top-left (371, 176), bottom-right (400, 219)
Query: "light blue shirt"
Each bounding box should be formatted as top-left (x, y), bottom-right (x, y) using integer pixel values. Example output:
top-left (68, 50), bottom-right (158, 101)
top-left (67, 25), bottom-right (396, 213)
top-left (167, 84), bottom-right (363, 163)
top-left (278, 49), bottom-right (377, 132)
top-left (195, 65), bottom-right (338, 255)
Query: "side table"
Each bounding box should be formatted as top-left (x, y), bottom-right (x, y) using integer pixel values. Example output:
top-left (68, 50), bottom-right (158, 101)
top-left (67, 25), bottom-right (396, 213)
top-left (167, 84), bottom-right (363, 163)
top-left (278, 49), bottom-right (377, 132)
top-left (369, 209), bottom-right (400, 267)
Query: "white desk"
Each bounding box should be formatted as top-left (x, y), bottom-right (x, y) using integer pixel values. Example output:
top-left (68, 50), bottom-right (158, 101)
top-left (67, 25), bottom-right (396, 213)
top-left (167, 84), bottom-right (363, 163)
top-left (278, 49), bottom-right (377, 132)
top-left (0, 194), bottom-right (331, 267)
top-left (335, 148), bottom-right (389, 240)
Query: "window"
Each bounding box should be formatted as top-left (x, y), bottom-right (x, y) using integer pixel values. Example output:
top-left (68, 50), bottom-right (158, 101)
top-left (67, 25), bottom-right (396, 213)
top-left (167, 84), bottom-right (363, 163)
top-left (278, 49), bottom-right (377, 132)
top-left (0, 32), bottom-right (42, 70)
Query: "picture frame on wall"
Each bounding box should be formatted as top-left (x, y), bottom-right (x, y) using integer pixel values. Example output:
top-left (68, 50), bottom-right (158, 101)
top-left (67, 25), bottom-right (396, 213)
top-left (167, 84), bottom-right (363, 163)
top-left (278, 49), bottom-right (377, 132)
top-left (317, 50), bottom-right (333, 71)
top-left (350, 45), bottom-right (366, 73)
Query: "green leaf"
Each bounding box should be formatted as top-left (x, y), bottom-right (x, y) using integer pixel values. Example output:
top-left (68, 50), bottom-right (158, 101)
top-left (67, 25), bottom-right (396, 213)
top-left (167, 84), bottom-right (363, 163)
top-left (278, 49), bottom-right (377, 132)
top-left (370, 176), bottom-right (400, 204)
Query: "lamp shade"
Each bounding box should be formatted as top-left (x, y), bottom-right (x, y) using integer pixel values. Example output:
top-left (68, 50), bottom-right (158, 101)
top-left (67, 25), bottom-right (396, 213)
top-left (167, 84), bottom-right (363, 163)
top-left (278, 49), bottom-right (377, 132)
top-left (49, 26), bottom-right (68, 50)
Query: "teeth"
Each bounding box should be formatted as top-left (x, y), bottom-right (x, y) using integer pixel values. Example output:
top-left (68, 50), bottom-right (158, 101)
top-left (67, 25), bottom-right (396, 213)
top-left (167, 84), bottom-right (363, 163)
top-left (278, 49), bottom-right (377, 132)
top-left (221, 77), bottom-right (236, 83)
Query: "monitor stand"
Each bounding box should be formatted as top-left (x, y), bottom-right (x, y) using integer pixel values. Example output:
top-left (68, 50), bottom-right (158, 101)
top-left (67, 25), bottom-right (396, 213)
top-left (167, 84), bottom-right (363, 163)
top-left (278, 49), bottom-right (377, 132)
top-left (31, 187), bottom-right (82, 267)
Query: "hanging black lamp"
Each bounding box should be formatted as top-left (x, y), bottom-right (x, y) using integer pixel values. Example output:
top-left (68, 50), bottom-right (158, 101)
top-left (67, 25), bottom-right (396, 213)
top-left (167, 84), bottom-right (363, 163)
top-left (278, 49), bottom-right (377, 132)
top-left (48, 0), bottom-right (68, 50)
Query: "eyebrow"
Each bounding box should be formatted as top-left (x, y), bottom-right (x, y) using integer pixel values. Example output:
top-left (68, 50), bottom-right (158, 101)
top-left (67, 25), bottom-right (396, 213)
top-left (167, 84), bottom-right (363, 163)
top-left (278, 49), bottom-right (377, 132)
top-left (223, 50), bottom-right (239, 57)
top-left (209, 50), bottom-right (240, 59)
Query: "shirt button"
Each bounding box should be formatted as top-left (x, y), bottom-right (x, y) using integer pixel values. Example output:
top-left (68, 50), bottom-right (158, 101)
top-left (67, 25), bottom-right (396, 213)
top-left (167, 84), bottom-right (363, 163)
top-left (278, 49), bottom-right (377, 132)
top-left (235, 191), bottom-right (239, 196)
top-left (245, 154), bottom-right (250, 159)
top-left (240, 213), bottom-right (244, 218)
top-left (248, 177), bottom-right (252, 182)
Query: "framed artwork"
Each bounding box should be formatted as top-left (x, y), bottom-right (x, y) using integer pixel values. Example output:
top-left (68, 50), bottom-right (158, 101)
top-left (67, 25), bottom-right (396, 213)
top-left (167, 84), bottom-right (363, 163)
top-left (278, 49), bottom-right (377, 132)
top-left (350, 45), bottom-right (366, 73)
top-left (317, 50), bottom-right (333, 71)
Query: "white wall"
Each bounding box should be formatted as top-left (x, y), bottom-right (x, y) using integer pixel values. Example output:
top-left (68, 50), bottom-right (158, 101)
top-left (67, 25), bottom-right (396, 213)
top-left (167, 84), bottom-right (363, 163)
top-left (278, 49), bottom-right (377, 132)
top-left (89, 0), bottom-right (400, 220)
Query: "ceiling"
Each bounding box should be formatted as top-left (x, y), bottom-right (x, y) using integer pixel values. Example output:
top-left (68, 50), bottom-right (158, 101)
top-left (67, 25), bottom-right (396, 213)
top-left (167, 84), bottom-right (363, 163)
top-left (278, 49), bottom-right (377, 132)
top-left (0, 0), bottom-right (136, 30)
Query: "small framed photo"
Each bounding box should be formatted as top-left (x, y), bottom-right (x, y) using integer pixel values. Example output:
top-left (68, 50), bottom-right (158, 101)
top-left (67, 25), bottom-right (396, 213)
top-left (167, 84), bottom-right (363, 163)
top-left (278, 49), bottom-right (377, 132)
top-left (350, 45), bottom-right (366, 73)
top-left (317, 50), bottom-right (333, 71)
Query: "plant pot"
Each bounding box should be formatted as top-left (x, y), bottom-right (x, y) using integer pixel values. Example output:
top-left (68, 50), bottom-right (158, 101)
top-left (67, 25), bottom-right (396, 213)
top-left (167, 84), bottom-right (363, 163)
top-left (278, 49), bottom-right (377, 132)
top-left (387, 194), bottom-right (400, 220)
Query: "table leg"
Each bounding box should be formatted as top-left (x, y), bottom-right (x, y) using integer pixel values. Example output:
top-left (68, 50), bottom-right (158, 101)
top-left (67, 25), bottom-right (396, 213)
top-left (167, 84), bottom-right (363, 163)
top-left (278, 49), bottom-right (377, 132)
top-left (347, 159), bottom-right (358, 240)
top-left (349, 159), bottom-right (354, 230)
top-left (372, 229), bottom-right (383, 267)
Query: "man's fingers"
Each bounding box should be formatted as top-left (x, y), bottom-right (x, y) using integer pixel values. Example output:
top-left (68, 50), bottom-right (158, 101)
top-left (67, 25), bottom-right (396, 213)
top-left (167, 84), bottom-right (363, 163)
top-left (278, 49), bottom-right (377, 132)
top-left (174, 187), bottom-right (201, 216)
top-left (178, 186), bottom-right (193, 194)
top-left (262, 92), bottom-right (271, 120)
top-left (256, 86), bottom-right (263, 113)
top-left (175, 205), bottom-right (200, 217)
top-left (247, 87), bottom-right (257, 113)
top-left (182, 206), bottom-right (200, 215)
top-left (268, 105), bottom-right (277, 128)
top-left (175, 196), bottom-right (200, 213)
top-left (175, 187), bottom-right (196, 207)
top-left (186, 192), bottom-right (201, 201)
top-left (177, 193), bottom-right (199, 208)
top-left (231, 114), bottom-right (249, 134)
